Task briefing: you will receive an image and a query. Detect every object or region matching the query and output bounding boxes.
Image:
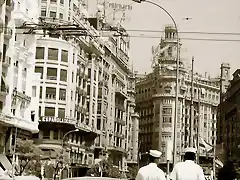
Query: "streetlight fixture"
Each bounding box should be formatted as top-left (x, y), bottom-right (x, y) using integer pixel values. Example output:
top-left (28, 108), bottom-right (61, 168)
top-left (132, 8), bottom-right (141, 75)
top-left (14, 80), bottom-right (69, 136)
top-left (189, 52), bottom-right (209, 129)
top-left (61, 129), bottom-right (79, 148)
top-left (132, 0), bottom-right (180, 166)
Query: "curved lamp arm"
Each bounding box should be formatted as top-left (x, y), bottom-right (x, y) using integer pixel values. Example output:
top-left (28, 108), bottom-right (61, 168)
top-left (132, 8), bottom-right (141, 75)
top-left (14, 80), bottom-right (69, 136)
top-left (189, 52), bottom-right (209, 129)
top-left (61, 129), bottom-right (79, 148)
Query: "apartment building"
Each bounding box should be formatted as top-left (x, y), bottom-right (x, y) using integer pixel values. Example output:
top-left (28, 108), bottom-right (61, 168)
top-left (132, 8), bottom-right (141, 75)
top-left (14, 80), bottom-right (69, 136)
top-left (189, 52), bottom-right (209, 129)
top-left (136, 26), bottom-right (220, 166)
top-left (0, 0), bottom-right (41, 166)
top-left (33, 0), bottom-right (138, 178)
top-left (218, 67), bottom-right (240, 163)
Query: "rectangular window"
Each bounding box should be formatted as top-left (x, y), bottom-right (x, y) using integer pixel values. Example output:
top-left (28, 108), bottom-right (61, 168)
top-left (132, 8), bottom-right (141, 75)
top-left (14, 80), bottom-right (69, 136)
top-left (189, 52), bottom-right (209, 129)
top-left (39, 87), bottom-right (42, 99)
top-left (41, 10), bottom-right (46, 17)
top-left (88, 68), bottom-right (91, 78)
top-left (94, 70), bottom-right (96, 81)
top-left (61, 50), bottom-right (68, 62)
top-left (60, 69), bottom-right (67, 82)
top-left (34, 66), bottom-right (43, 79)
top-left (59, 88), bottom-right (66, 100)
top-left (45, 87), bottom-right (56, 99)
top-left (48, 48), bottom-right (58, 61)
top-left (44, 107), bottom-right (55, 116)
top-left (50, 11), bottom-right (56, 18)
top-left (58, 108), bottom-right (65, 118)
top-left (87, 85), bottom-right (90, 95)
top-left (36, 47), bottom-right (44, 59)
top-left (32, 86), bottom-right (36, 97)
top-left (60, 0), bottom-right (64, 4)
top-left (53, 130), bottom-right (58, 140)
top-left (47, 68), bottom-right (57, 80)
top-left (43, 130), bottom-right (50, 139)
top-left (59, 13), bottom-right (63, 19)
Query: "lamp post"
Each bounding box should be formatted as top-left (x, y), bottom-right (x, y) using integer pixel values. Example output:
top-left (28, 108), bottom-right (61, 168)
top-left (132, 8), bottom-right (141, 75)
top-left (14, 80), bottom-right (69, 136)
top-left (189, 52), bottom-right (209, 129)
top-left (132, 0), bottom-right (180, 166)
top-left (60, 129), bottom-right (79, 179)
top-left (61, 129), bottom-right (79, 148)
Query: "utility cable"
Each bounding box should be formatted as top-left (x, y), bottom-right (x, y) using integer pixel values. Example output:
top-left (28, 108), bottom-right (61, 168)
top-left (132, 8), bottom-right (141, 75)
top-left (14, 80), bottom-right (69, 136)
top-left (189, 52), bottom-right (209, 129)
top-left (14, 32), bottom-right (240, 42)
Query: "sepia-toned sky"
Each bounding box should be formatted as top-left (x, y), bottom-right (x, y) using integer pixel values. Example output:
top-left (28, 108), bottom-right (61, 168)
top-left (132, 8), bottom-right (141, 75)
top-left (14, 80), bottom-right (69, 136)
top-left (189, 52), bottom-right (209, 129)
top-left (90, 0), bottom-right (240, 77)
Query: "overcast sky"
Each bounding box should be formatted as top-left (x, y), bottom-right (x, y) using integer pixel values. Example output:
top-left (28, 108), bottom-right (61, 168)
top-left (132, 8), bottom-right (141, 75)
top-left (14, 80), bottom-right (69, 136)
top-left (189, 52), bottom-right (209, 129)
top-left (102, 0), bottom-right (240, 78)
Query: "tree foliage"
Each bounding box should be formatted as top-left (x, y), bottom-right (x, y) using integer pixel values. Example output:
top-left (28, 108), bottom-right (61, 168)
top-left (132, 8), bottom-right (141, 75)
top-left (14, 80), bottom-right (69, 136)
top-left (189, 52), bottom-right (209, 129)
top-left (15, 138), bottom-right (43, 176)
top-left (127, 165), bottom-right (139, 179)
top-left (44, 149), bottom-right (70, 180)
top-left (86, 159), bottom-right (122, 178)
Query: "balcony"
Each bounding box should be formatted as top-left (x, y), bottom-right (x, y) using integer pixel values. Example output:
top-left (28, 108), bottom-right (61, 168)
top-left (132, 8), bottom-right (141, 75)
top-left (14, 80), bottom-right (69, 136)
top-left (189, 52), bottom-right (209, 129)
top-left (12, 89), bottom-right (31, 103)
top-left (0, 112), bottom-right (14, 124)
top-left (39, 116), bottom-right (77, 126)
top-left (2, 56), bottom-right (11, 67)
top-left (115, 103), bottom-right (125, 112)
top-left (115, 118), bottom-right (125, 126)
top-left (115, 87), bottom-right (128, 99)
top-left (107, 145), bottom-right (127, 154)
top-left (114, 132), bottom-right (124, 139)
top-left (77, 88), bottom-right (87, 97)
top-left (4, 27), bottom-right (12, 39)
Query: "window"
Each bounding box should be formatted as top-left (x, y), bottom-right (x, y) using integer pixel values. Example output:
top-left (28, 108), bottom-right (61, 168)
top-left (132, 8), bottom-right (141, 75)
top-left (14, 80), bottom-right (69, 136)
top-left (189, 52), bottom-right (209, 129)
top-left (48, 48), bottom-right (58, 61)
top-left (36, 47), bottom-right (44, 59)
top-left (60, 0), bottom-right (64, 4)
top-left (88, 68), bottom-right (91, 78)
top-left (59, 88), bottom-right (66, 100)
top-left (53, 130), bottom-right (58, 140)
top-left (97, 118), bottom-right (101, 130)
top-left (39, 87), bottom-right (42, 99)
top-left (47, 68), bottom-right (57, 80)
top-left (60, 69), bottom-right (67, 82)
top-left (45, 87), bottom-right (56, 99)
top-left (58, 108), bottom-right (65, 118)
top-left (32, 86), bottom-right (36, 97)
top-left (87, 85), bottom-right (90, 95)
top-left (59, 13), bottom-right (63, 19)
top-left (34, 67), bottom-right (43, 78)
top-left (50, 0), bottom-right (57, 3)
top-left (72, 72), bottom-right (74, 83)
top-left (94, 70), bottom-right (96, 81)
top-left (43, 130), bottom-right (50, 139)
top-left (41, 10), bottom-right (46, 17)
top-left (45, 107), bottom-right (55, 116)
top-left (93, 86), bottom-right (96, 97)
top-left (50, 11), bottom-right (56, 18)
top-left (61, 50), bottom-right (68, 62)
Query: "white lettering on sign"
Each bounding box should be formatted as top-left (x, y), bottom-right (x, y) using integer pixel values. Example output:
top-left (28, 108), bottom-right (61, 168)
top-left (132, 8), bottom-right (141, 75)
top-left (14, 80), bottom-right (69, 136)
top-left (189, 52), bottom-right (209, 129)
top-left (107, 2), bottom-right (133, 11)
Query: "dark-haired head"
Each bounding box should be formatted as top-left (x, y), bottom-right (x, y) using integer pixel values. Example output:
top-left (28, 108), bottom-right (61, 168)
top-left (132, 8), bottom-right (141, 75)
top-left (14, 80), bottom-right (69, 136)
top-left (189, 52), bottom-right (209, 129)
top-left (149, 154), bottom-right (159, 164)
top-left (184, 152), bottom-right (196, 161)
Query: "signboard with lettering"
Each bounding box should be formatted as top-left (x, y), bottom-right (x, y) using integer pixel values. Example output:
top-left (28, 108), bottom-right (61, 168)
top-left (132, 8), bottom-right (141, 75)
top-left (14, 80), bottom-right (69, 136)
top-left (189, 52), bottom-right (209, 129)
top-left (97, 0), bottom-right (133, 26)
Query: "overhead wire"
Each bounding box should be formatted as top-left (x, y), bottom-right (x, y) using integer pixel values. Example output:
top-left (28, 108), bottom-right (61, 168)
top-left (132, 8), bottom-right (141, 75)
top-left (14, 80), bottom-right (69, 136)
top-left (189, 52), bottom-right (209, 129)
top-left (14, 32), bottom-right (240, 42)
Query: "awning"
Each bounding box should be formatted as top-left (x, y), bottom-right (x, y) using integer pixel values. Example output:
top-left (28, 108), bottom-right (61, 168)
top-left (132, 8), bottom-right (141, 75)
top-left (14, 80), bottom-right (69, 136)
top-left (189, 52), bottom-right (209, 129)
top-left (0, 154), bottom-right (13, 172)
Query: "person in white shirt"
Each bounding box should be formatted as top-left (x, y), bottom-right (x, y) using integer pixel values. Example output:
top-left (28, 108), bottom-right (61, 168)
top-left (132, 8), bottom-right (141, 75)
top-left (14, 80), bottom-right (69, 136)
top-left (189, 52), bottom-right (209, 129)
top-left (136, 150), bottom-right (166, 180)
top-left (169, 147), bottom-right (205, 180)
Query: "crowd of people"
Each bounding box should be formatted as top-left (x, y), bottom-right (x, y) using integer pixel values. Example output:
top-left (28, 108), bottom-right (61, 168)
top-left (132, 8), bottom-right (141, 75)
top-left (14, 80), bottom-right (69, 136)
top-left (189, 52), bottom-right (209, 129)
top-left (135, 148), bottom-right (237, 180)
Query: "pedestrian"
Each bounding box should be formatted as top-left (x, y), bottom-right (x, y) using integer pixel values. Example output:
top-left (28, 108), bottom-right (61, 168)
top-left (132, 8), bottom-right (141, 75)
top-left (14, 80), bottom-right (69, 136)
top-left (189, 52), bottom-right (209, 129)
top-left (136, 150), bottom-right (166, 180)
top-left (169, 147), bottom-right (205, 180)
top-left (217, 160), bottom-right (237, 180)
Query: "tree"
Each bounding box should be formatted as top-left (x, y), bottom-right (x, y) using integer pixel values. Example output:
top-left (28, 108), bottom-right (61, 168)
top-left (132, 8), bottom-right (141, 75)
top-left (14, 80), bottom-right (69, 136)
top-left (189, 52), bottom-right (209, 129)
top-left (86, 159), bottom-right (122, 178)
top-left (44, 149), bottom-right (70, 180)
top-left (15, 138), bottom-right (43, 176)
top-left (127, 165), bottom-right (139, 179)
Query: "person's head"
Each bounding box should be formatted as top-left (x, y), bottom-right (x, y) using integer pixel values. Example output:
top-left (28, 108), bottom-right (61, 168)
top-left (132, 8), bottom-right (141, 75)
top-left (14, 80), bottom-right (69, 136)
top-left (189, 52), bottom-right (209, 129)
top-left (148, 150), bottom-right (162, 164)
top-left (183, 147), bottom-right (197, 161)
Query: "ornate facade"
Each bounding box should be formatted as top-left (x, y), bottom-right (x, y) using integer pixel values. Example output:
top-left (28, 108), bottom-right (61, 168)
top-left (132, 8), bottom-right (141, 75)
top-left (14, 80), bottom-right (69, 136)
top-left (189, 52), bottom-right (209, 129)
top-left (136, 26), bottom-right (220, 168)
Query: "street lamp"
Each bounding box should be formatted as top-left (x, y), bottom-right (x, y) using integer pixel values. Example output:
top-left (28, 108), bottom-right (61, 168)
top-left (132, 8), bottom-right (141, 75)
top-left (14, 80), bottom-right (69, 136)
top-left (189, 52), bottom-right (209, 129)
top-left (132, 0), bottom-right (180, 166)
top-left (60, 129), bottom-right (79, 179)
top-left (61, 129), bottom-right (79, 148)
